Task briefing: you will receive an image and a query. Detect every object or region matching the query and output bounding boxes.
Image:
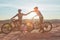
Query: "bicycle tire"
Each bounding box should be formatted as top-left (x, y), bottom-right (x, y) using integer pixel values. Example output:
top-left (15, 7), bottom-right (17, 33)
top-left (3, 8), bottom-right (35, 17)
top-left (1, 23), bottom-right (12, 34)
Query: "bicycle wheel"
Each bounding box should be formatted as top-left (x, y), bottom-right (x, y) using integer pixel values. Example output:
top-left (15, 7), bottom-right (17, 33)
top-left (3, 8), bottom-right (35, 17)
top-left (1, 23), bottom-right (12, 34)
top-left (43, 22), bottom-right (52, 32)
top-left (27, 26), bottom-right (34, 32)
top-left (26, 22), bottom-right (34, 32)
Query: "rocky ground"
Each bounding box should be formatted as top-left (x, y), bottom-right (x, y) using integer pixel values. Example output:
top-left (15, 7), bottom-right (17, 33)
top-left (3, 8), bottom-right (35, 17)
top-left (0, 21), bottom-right (60, 40)
top-left (0, 24), bottom-right (60, 40)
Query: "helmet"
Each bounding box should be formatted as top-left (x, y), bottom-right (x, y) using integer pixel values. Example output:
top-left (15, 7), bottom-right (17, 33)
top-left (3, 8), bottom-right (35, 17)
top-left (18, 9), bottom-right (22, 11)
top-left (34, 7), bottom-right (38, 9)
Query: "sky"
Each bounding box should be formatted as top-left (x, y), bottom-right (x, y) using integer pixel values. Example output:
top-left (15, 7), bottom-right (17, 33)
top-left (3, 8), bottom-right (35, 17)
top-left (0, 0), bottom-right (60, 20)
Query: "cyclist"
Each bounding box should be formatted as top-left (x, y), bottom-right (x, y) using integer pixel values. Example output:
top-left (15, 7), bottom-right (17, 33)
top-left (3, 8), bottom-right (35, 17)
top-left (32, 7), bottom-right (44, 32)
top-left (33, 7), bottom-right (43, 24)
top-left (11, 9), bottom-right (32, 31)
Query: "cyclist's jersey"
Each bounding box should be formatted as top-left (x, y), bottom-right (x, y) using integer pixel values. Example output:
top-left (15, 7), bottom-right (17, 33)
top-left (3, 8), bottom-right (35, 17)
top-left (35, 11), bottom-right (43, 18)
top-left (17, 13), bottom-right (23, 23)
top-left (34, 10), bottom-right (43, 24)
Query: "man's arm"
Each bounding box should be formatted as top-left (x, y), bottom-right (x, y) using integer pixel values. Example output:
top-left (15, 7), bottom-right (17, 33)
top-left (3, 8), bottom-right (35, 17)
top-left (23, 11), bottom-right (34, 16)
top-left (11, 14), bottom-right (18, 19)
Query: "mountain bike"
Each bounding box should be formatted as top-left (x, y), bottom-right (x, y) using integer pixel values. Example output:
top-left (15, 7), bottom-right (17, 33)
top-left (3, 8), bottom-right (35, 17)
top-left (1, 16), bottom-right (52, 34)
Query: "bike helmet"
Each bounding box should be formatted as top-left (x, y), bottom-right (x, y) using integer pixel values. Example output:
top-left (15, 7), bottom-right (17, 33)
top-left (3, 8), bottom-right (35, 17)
top-left (18, 9), bottom-right (22, 11)
top-left (34, 7), bottom-right (38, 9)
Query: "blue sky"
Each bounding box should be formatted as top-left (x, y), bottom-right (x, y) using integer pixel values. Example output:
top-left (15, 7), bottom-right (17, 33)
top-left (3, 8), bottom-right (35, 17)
top-left (0, 0), bottom-right (60, 20)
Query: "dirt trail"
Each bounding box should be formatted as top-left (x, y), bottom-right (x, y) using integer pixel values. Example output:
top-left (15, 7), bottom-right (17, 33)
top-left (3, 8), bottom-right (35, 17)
top-left (0, 26), bottom-right (60, 40)
top-left (0, 23), bottom-right (60, 40)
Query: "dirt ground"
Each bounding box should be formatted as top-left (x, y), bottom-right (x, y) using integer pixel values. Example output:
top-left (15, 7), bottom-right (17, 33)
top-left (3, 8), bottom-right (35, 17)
top-left (0, 23), bottom-right (60, 40)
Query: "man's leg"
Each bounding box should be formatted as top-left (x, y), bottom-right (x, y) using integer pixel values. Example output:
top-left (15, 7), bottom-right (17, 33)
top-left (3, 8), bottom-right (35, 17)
top-left (39, 17), bottom-right (44, 32)
top-left (17, 20), bottom-right (21, 31)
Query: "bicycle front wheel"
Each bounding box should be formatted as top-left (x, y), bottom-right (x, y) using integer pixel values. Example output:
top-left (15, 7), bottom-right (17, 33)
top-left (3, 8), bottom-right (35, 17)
top-left (43, 22), bottom-right (52, 32)
top-left (1, 23), bottom-right (12, 34)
